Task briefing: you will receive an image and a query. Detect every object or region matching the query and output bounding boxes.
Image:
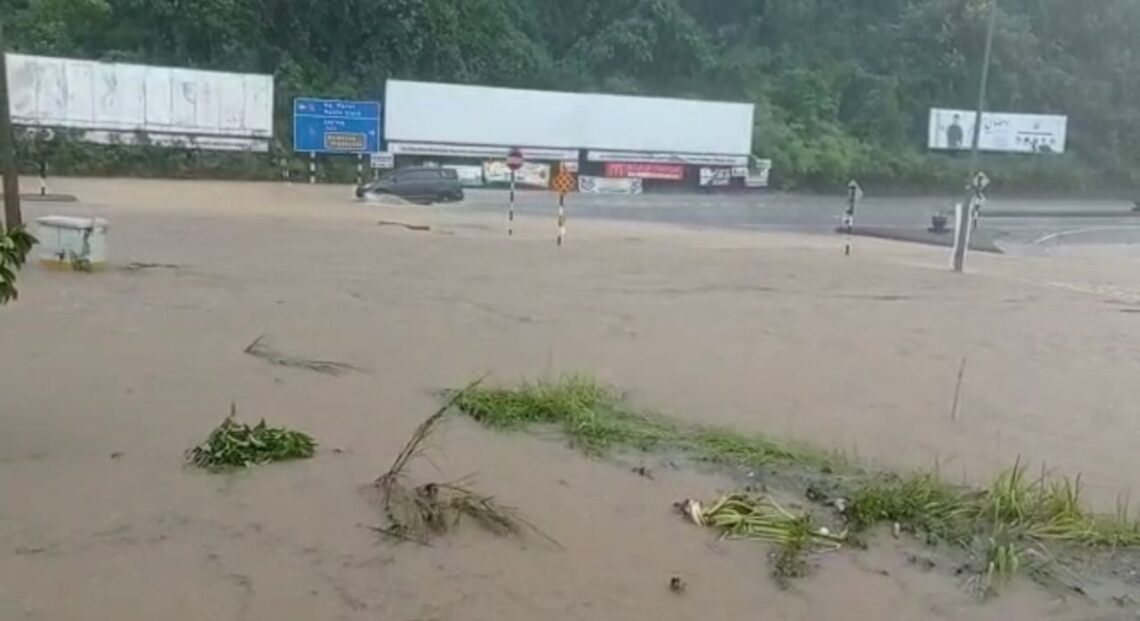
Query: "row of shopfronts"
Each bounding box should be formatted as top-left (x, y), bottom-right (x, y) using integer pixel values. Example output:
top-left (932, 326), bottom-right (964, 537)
top-left (376, 142), bottom-right (770, 194)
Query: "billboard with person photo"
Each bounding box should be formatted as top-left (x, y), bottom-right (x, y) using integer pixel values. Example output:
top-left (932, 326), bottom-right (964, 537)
top-left (928, 108), bottom-right (1067, 154)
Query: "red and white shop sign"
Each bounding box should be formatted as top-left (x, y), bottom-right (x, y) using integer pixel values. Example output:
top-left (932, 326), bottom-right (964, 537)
top-left (604, 162), bottom-right (685, 180)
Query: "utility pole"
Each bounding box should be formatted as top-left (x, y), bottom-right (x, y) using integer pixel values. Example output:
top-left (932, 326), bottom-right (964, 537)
top-left (952, 0), bottom-right (998, 272)
top-left (0, 19), bottom-right (22, 229)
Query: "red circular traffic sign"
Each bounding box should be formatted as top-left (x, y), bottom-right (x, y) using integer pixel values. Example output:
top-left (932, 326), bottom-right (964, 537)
top-left (506, 147), bottom-right (524, 171)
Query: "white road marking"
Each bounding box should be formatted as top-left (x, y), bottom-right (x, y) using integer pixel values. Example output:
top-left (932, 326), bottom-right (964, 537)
top-left (1030, 225), bottom-right (1140, 245)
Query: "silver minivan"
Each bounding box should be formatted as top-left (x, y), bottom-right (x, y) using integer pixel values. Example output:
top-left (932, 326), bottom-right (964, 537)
top-left (355, 167), bottom-right (464, 203)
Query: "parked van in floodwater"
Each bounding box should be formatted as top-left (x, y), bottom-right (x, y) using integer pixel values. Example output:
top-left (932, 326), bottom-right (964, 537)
top-left (356, 167), bottom-right (464, 204)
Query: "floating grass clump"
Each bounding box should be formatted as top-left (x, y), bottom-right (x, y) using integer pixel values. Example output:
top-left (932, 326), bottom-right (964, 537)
top-left (679, 493), bottom-right (845, 585)
top-left (452, 376), bottom-right (839, 470)
top-left (186, 404), bottom-right (317, 471)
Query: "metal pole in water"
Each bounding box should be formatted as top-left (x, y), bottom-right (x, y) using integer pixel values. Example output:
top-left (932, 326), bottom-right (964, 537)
top-left (508, 169), bottom-right (516, 236)
top-left (557, 191), bottom-right (566, 247)
top-left (0, 20), bottom-right (22, 228)
top-left (844, 180), bottom-right (861, 256)
top-left (844, 193), bottom-right (854, 257)
top-left (952, 0), bottom-right (998, 273)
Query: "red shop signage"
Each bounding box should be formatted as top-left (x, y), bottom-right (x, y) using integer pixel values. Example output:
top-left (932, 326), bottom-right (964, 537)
top-left (604, 162), bottom-right (685, 180)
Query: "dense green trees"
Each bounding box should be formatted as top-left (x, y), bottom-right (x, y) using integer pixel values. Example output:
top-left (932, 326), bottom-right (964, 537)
top-left (1, 0), bottom-right (1137, 193)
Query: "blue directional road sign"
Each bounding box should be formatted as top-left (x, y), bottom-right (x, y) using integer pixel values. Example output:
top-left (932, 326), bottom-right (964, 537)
top-left (293, 98), bottom-right (382, 153)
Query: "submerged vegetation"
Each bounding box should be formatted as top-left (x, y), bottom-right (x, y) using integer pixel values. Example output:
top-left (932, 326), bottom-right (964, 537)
top-left (851, 462), bottom-right (1140, 597)
top-left (850, 462), bottom-right (1140, 548)
top-left (186, 404), bottom-right (317, 471)
top-left (453, 376), bottom-right (840, 471)
top-left (454, 376), bottom-right (1140, 597)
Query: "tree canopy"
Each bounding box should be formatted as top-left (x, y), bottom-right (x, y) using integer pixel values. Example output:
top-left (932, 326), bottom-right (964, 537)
top-left (2, 0), bottom-right (1138, 192)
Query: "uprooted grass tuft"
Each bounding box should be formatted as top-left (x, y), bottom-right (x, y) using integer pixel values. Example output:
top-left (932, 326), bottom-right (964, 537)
top-left (452, 376), bottom-right (841, 470)
top-left (373, 379), bottom-right (556, 546)
top-left (680, 492), bottom-right (845, 587)
top-left (376, 478), bottom-right (533, 544)
top-left (186, 403), bottom-right (317, 471)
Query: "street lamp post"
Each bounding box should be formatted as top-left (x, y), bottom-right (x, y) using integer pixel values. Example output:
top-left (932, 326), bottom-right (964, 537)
top-left (952, 0), bottom-right (998, 273)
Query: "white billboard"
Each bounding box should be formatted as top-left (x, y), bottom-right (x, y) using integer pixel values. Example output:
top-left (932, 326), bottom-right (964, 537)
top-left (928, 108), bottom-right (1067, 154)
top-left (385, 80), bottom-right (754, 156)
top-left (483, 161), bottom-right (550, 187)
top-left (586, 149), bottom-right (748, 167)
top-left (388, 141), bottom-right (578, 161)
top-left (579, 176), bottom-right (643, 195)
top-left (5, 53), bottom-right (274, 151)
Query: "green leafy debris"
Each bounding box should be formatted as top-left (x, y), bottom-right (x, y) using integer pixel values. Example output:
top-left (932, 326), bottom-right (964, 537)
top-left (186, 404), bottom-right (316, 471)
top-left (0, 226), bottom-right (38, 305)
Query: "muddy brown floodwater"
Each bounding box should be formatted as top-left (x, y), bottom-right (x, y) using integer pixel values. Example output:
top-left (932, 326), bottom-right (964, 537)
top-left (3, 178), bottom-right (1140, 620)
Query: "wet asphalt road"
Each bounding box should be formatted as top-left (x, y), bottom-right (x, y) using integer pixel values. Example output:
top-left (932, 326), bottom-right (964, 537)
top-left (447, 189), bottom-right (1140, 254)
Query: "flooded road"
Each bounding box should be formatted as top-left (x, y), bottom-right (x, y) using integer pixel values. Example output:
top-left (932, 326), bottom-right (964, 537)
top-left (457, 188), bottom-right (1140, 253)
top-left (3, 178), bottom-right (1139, 620)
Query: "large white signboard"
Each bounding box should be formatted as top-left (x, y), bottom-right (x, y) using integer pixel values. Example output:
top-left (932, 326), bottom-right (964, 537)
top-left (483, 160), bottom-right (550, 187)
top-left (578, 176), bottom-right (643, 195)
top-left (388, 141), bottom-right (578, 161)
top-left (6, 54), bottom-right (274, 151)
top-left (928, 108), bottom-right (1067, 154)
top-left (385, 80), bottom-right (754, 156)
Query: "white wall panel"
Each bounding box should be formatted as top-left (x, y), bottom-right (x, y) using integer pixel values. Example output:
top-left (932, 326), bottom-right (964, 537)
top-left (5, 53), bottom-right (273, 142)
top-left (385, 80), bottom-right (753, 155)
